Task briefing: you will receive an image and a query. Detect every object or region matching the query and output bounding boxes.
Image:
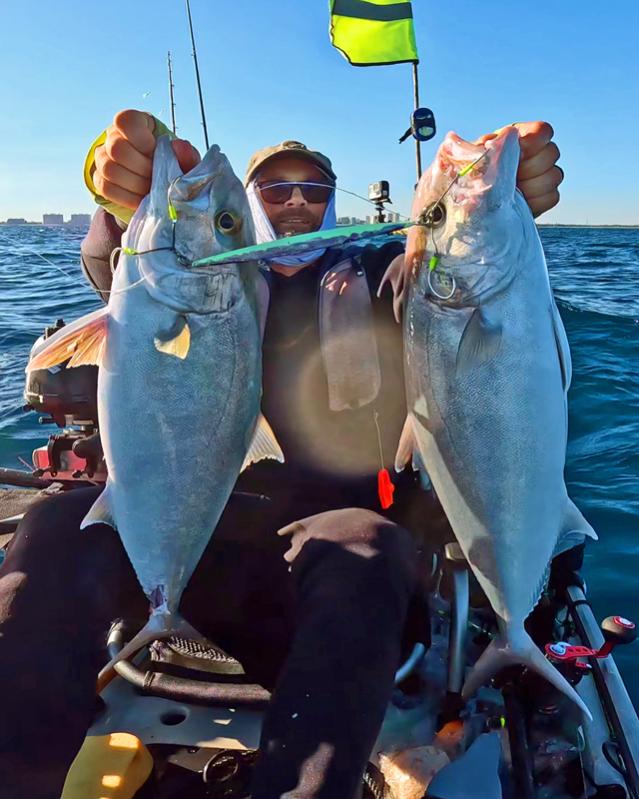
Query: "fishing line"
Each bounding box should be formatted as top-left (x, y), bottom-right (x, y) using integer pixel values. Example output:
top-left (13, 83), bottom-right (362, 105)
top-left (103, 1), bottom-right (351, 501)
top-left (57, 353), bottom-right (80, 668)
top-left (0, 230), bottom-right (78, 285)
top-left (257, 180), bottom-right (413, 223)
top-left (422, 149), bottom-right (490, 300)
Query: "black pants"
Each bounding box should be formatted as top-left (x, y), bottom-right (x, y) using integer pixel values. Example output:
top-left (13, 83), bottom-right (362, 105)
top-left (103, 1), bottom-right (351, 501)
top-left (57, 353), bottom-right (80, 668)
top-left (0, 486), bottom-right (429, 799)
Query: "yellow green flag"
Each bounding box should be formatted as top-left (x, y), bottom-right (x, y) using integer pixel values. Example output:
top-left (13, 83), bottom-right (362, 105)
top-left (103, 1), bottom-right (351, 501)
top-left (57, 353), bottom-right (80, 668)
top-left (329, 0), bottom-right (419, 66)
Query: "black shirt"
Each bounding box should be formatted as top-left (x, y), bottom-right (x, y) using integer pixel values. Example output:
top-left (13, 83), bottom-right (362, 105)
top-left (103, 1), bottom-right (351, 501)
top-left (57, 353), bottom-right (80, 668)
top-left (236, 241), bottom-right (412, 508)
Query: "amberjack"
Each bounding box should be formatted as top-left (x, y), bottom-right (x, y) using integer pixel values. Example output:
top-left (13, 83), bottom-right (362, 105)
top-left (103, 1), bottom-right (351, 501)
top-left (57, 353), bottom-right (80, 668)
top-left (385, 128), bottom-right (596, 718)
top-left (28, 137), bottom-right (283, 684)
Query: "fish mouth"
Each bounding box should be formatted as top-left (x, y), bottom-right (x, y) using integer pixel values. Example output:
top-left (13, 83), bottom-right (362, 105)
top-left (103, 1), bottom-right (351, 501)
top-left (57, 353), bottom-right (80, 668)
top-left (438, 128), bottom-right (520, 188)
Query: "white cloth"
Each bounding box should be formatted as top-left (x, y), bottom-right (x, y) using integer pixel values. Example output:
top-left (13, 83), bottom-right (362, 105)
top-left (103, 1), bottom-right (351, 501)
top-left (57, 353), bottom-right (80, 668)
top-left (246, 181), bottom-right (337, 267)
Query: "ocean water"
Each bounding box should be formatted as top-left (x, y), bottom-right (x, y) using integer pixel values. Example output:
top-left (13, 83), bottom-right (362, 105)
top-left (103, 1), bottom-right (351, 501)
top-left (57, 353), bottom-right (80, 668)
top-left (0, 224), bottom-right (638, 705)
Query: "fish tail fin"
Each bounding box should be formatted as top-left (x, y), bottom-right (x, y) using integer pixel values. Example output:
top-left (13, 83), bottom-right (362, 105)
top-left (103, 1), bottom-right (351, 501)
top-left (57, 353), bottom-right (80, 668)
top-left (96, 611), bottom-right (205, 693)
top-left (462, 628), bottom-right (592, 721)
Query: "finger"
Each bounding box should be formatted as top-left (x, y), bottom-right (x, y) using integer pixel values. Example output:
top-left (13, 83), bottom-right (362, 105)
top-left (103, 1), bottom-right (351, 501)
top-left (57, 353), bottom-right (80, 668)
top-left (283, 545), bottom-right (299, 564)
top-left (527, 189), bottom-right (560, 219)
top-left (113, 109), bottom-right (156, 156)
top-left (172, 139), bottom-right (201, 172)
top-left (518, 166), bottom-right (564, 200)
top-left (277, 520), bottom-right (307, 537)
top-left (95, 146), bottom-right (151, 197)
top-left (517, 142), bottom-right (560, 181)
top-left (473, 124), bottom-right (517, 146)
top-left (93, 173), bottom-right (145, 211)
top-left (513, 121), bottom-right (554, 160)
top-left (105, 134), bottom-right (153, 179)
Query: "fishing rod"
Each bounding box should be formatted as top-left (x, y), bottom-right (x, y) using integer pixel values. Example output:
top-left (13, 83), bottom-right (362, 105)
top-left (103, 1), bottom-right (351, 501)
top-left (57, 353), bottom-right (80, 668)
top-left (185, 0), bottom-right (210, 150)
top-left (167, 50), bottom-right (177, 135)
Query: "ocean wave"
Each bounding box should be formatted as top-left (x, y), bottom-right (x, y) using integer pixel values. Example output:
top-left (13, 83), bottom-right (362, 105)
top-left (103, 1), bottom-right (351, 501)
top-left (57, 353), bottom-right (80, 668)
top-left (555, 298), bottom-right (639, 324)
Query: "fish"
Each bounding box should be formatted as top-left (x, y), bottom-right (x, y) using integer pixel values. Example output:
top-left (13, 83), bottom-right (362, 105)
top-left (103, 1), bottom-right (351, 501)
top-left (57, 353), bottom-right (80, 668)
top-left (386, 127), bottom-right (596, 717)
top-left (27, 136), bottom-right (283, 684)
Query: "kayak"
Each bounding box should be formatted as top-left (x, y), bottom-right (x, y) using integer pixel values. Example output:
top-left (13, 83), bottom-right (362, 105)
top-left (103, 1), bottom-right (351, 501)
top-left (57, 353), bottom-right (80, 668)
top-left (2, 475), bottom-right (638, 798)
top-left (1, 324), bottom-right (639, 798)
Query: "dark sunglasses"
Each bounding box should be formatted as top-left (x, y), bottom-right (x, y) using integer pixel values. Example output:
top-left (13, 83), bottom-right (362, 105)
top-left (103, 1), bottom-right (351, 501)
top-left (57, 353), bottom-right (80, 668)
top-left (256, 180), bottom-right (335, 204)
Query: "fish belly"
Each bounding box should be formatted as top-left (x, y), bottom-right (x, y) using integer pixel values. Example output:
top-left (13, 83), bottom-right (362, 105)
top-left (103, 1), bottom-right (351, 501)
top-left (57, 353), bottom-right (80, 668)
top-left (97, 290), bottom-right (261, 611)
top-left (407, 275), bottom-right (568, 625)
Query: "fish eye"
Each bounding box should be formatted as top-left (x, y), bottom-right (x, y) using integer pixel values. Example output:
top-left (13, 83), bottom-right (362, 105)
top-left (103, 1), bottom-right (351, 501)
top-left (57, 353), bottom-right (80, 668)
top-left (215, 211), bottom-right (242, 235)
top-left (421, 202), bottom-right (446, 229)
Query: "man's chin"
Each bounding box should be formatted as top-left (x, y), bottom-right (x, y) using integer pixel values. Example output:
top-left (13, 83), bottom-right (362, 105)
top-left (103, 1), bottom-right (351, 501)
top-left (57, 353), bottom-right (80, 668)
top-left (275, 222), bottom-right (319, 236)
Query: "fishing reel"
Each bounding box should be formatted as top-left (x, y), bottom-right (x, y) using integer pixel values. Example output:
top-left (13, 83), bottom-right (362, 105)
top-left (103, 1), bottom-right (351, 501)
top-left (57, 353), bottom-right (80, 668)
top-left (546, 616), bottom-right (637, 664)
top-left (22, 318), bottom-right (105, 484)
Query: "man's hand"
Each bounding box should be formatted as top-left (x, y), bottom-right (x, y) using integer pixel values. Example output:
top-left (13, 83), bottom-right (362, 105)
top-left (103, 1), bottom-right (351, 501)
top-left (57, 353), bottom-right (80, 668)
top-left (478, 121), bottom-right (563, 218)
top-left (93, 110), bottom-right (201, 212)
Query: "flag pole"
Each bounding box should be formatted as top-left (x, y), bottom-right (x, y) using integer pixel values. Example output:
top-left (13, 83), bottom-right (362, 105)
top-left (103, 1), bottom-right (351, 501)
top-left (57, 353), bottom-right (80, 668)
top-left (412, 62), bottom-right (422, 181)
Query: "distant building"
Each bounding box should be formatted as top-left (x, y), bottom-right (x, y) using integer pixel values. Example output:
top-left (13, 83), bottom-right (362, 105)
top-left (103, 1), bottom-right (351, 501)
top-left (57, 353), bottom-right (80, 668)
top-left (43, 214), bottom-right (64, 225)
top-left (337, 216), bottom-right (366, 226)
top-left (5, 218), bottom-right (27, 225)
top-left (67, 213), bottom-right (91, 227)
top-left (366, 211), bottom-right (401, 224)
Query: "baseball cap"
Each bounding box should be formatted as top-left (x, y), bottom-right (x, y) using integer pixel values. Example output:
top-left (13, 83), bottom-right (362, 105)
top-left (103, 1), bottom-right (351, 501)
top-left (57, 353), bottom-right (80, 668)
top-left (244, 140), bottom-right (336, 186)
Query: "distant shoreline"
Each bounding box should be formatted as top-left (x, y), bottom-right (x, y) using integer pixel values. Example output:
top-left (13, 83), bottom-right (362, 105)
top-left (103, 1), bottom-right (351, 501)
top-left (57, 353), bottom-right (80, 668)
top-left (538, 224), bottom-right (639, 229)
top-left (0, 222), bottom-right (637, 229)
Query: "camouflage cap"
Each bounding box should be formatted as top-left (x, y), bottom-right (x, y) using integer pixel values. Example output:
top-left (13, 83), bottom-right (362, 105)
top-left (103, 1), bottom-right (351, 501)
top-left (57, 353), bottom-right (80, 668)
top-left (244, 140), bottom-right (336, 186)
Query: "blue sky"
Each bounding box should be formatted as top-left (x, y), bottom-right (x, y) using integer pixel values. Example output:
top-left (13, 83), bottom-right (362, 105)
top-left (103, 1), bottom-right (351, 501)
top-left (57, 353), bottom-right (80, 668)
top-left (1, 0), bottom-right (637, 224)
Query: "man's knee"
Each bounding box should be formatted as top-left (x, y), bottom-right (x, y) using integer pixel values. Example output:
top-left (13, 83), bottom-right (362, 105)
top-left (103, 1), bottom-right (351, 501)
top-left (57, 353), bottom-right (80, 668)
top-left (280, 507), bottom-right (418, 588)
top-left (3, 487), bottom-right (102, 570)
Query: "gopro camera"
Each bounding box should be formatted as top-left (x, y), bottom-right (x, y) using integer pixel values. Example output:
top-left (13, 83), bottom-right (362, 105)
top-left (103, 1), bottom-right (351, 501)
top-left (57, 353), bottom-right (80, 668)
top-left (368, 180), bottom-right (391, 204)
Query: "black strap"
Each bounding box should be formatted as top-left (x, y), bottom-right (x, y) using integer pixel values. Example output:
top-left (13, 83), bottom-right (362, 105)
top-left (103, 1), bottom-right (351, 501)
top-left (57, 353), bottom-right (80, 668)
top-left (333, 0), bottom-right (413, 22)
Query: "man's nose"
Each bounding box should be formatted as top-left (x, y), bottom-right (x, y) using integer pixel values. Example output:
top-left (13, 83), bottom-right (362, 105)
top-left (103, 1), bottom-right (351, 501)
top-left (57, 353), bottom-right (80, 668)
top-left (285, 186), bottom-right (307, 207)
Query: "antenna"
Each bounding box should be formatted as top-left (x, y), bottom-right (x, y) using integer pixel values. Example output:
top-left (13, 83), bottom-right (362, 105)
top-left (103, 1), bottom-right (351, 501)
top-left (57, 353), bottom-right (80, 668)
top-left (167, 51), bottom-right (177, 135)
top-left (185, 0), bottom-right (210, 150)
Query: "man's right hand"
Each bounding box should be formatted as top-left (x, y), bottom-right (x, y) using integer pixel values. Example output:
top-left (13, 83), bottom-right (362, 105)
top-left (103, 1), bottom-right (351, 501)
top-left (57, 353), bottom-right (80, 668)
top-left (93, 110), bottom-right (201, 212)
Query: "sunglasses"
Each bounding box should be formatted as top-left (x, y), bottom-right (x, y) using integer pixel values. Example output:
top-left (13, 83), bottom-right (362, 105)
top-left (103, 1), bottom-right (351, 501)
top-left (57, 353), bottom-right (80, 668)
top-left (256, 180), bottom-right (335, 204)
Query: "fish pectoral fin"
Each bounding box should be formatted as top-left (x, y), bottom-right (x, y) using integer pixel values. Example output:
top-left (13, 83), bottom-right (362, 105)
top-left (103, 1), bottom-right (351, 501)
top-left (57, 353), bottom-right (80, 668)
top-left (80, 485), bottom-right (116, 531)
top-left (26, 307), bottom-right (108, 371)
top-left (154, 317), bottom-right (190, 359)
top-left (394, 414), bottom-right (417, 473)
top-left (456, 307), bottom-right (502, 373)
top-left (553, 499), bottom-right (598, 558)
top-left (241, 414), bottom-right (285, 472)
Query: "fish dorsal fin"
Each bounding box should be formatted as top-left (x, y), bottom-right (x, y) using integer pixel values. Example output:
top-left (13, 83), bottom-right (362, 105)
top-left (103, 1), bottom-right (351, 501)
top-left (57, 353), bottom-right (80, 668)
top-left (80, 484), bottom-right (116, 531)
top-left (394, 414), bottom-right (417, 473)
top-left (241, 414), bottom-right (285, 472)
top-left (456, 307), bottom-right (502, 374)
top-left (27, 307), bottom-right (108, 372)
top-left (550, 300), bottom-right (572, 392)
top-left (154, 318), bottom-right (191, 359)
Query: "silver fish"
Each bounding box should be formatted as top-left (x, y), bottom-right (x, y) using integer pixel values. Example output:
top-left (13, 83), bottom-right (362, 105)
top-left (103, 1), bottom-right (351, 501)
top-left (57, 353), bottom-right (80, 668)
top-left (387, 128), bottom-right (596, 717)
top-left (28, 137), bottom-right (283, 681)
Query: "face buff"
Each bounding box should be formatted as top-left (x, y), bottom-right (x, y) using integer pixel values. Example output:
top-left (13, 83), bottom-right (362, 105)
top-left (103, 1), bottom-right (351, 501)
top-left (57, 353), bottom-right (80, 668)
top-left (246, 181), bottom-right (337, 268)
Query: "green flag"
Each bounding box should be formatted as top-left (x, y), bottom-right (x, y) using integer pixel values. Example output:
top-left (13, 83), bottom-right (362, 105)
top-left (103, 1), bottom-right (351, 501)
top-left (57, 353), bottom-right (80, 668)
top-left (329, 0), bottom-right (419, 66)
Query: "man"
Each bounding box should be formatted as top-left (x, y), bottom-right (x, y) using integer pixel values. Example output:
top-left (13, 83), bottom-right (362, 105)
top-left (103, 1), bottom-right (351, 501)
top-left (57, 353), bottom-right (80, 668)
top-left (0, 110), bottom-right (563, 799)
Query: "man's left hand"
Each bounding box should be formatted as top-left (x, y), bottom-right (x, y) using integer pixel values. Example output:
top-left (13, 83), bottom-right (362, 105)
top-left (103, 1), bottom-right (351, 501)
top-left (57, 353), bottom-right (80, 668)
top-left (478, 121), bottom-right (563, 218)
